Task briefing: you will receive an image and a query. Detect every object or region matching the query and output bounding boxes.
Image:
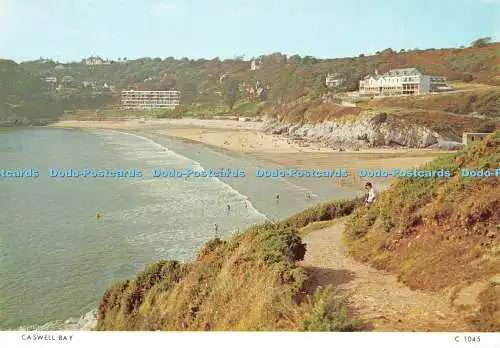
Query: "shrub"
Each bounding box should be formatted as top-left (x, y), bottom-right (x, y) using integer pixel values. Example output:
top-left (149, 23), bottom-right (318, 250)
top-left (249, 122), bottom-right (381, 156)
top-left (471, 283), bottom-right (500, 331)
top-left (301, 286), bottom-right (363, 331)
top-left (157, 105), bottom-right (186, 118)
top-left (282, 198), bottom-right (360, 229)
top-left (252, 222), bottom-right (306, 265)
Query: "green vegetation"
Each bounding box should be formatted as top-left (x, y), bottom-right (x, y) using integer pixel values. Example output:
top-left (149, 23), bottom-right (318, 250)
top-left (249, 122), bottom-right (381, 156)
top-left (301, 286), bottom-right (363, 331)
top-left (96, 199), bottom-right (363, 331)
top-left (299, 220), bottom-right (339, 237)
top-left (343, 133), bottom-right (499, 329)
top-left (362, 89), bottom-right (500, 118)
top-left (95, 134), bottom-right (500, 331)
top-left (2, 42), bottom-right (499, 125)
top-left (222, 77), bottom-right (240, 110)
top-left (471, 282), bottom-right (500, 331)
top-left (0, 59), bottom-right (119, 125)
top-left (156, 105), bottom-right (186, 119)
top-left (281, 198), bottom-right (359, 229)
top-left (471, 37), bottom-right (492, 49)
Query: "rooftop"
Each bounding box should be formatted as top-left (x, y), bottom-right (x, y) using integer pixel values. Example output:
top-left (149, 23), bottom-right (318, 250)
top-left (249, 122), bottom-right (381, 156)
top-left (385, 68), bottom-right (422, 76)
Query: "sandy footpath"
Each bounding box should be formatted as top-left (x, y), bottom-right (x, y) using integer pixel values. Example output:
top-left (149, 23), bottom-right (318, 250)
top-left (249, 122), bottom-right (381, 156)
top-left (50, 119), bottom-right (447, 184)
top-left (299, 220), bottom-right (471, 331)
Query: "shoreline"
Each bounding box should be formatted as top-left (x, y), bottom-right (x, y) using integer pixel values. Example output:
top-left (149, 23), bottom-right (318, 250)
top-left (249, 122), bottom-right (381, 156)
top-left (3, 123), bottom-right (460, 331)
top-left (49, 119), bottom-right (449, 189)
top-left (49, 118), bottom-right (454, 155)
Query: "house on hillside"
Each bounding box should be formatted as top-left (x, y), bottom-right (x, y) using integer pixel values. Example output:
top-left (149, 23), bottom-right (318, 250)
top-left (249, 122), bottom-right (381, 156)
top-left (219, 72), bottom-right (230, 84)
top-left (325, 73), bottom-right (344, 88)
top-left (250, 59), bottom-right (262, 71)
top-left (359, 68), bottom-right (452, 96)
top-left (103, 82), bottom-right (116, 92)
top-left (84, 56), bottom-right (111, 65)
top-left (44, 76), bottom-right (57, 84)
top-left (82, 81), bottom-right (96, 88)
top-left (61, 75), bottom-right (74, 84)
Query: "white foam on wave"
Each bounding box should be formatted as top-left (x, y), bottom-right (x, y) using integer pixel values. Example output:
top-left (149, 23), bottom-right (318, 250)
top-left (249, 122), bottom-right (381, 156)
top-left (16, 308), bottom-right (97, 331)
top-left (12, 128), bottom-right (270, 331)
top-left (92, 129), bottom-right (267, 220)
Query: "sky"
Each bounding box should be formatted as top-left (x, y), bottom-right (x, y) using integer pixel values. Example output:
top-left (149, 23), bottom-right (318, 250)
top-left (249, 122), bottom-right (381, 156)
top-left (0, 0), bottom-right (499, 62)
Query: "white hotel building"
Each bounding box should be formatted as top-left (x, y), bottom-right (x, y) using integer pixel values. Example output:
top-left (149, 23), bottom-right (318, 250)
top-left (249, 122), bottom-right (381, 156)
top-left (359, 68), bottom-right (451, 96)
top-left (121, 90), bottom-right (180, 110)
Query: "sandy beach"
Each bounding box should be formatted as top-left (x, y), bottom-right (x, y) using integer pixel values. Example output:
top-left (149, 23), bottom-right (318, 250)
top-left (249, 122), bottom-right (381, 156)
top-left (50, 118), bottom-right (448, 187)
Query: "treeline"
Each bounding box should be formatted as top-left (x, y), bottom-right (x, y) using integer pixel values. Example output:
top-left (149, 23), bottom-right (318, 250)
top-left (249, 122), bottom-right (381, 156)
top-left (2, 40), bottom-right (499, 123)
top-left (0, 59), bottom-right (119, 124)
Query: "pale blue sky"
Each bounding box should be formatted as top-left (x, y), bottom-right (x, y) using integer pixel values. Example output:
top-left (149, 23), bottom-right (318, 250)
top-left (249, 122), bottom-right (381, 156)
top-left (0, 0), bottom-right (498, 62)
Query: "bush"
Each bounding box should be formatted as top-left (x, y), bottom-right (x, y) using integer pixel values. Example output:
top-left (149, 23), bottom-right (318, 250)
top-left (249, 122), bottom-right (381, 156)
top-left (301, 286), bottom-right (363, 331)
top-left (252, 222), bottom-right (306, 265)
top-left (370, 112), bottom-right (388, 125)
top-left (157, 105), bottom-right (186, 119)
top-left (281, 198), bottom-right (360, 229)
top-left (471, 283), bottom-right (500, 331)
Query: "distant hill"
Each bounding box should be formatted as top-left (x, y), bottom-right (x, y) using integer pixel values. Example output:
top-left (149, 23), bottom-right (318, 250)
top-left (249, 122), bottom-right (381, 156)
top-left (0, 59), bottom-right (117, 125)
top-left (20, 43), bottom-right (500, 104)
top-left (2, 42), bottom-right (499, 125)
top-left (0, 59), bottom-right (57, 125)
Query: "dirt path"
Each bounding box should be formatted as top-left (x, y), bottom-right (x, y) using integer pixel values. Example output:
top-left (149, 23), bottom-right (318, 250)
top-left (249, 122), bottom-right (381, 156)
top-left (298, 220), bottom-right (471, 331)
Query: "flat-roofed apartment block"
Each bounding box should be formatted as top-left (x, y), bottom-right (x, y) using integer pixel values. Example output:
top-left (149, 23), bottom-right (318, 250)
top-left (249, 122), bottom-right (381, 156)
top-left (359, 68), bottom-right (451, 96)
top-left (121, 90), bottom-right (180, 110)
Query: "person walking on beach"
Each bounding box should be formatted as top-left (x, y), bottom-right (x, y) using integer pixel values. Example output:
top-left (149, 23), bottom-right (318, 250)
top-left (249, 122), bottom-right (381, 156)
top-left (275, 193), bottom-right (280, 204)
top-left (364, 182), bottom-right (377, 208)
top-left (227, 204), bottom-right (231, 214)
top-left (214, 223), bottom-right (219, 237)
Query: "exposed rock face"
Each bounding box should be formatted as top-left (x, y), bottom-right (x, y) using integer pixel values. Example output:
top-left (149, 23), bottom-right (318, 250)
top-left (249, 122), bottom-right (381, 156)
top-left (261, 113), bottom-right (458, 149)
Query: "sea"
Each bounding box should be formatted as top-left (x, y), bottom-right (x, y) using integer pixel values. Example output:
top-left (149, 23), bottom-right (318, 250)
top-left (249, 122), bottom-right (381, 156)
top-left (0, 127), bottom-right (357, 330)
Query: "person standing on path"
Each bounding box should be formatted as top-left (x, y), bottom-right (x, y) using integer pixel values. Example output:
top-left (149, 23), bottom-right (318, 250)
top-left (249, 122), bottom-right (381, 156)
top-left (364, 182), bottom-right (377, 208)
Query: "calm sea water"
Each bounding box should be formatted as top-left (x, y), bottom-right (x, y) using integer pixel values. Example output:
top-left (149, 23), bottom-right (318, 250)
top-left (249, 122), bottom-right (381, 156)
top-left (0, 128), bottom-right (356, 329)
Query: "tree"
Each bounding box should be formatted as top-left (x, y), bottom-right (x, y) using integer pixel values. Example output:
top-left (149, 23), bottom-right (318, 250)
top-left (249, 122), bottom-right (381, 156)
top-left (222, 78), bottom-right (240, 110)
top-left (470, 37), bottom-right (492, 48)
top-left (179, 80), bottom-right (197, 106)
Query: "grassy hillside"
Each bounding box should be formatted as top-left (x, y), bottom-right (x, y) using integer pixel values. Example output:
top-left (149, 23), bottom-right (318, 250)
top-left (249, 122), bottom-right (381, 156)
top-left (345, 132), bottom-right (500, 330)
top-left (0, 59), bottom-right (119, 125)
top-left (14, 43), bottom-right (500, 116)
top-left (96, 200), bottom-right (359, 331)
top-left (97, 202), bottom-right (362, 331)
top-left (3, 42), bottom-right (499, 125)
top-left (94, 132), bottom-right (500, 331)
top-left (360, 88), bottom-right (500, 118)
top-left (267, 89), bottom-right (499, 142)
top-left (0, 59), bottom-right (59, 124)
